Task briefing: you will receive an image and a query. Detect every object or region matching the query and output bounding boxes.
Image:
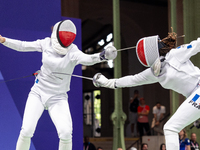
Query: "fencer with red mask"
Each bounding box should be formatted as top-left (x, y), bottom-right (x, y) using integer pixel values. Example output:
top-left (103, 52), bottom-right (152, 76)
top-left (93, 32), bottom-right (200, 150)
top-left (0, 20), bottom-right (117, 150)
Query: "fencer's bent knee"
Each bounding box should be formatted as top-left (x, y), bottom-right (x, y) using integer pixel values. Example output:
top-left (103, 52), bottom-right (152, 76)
top-left (163, 128), bottom-right (177, 136)
top-left (58, 128), bottom-right (72, 140)
top-left (163, 123), bottom-right (179, 135)
top-left (20, 127), bottom-right (35, 138)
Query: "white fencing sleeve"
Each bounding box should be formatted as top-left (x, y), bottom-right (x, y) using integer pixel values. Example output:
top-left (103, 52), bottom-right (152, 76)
top-left (93, 73), bottom-right (116, 89)
top-left (173, 38), bottom-right (200, 63)
top-left (2, 37), bottom-right (43, 52)
top-left (73, 49), bottom-right (104, 66)
top-left (115, 68), bottom-right (158, 88)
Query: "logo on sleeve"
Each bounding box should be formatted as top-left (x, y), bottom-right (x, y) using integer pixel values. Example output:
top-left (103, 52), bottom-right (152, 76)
top-left (187, 45), bottom-right (192, 49)
top-left (176, 44), bottom-right (186, 49)
top-left (192, 94), bottom-right (199, 102)
top-left (188, 94), bottom-right (200, 109)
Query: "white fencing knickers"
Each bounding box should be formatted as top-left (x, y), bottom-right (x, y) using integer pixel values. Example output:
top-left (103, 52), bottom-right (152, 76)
top-left (164, 86), bottom-right (200, 150)
top-left (16, 91), bottom-right (73, 150)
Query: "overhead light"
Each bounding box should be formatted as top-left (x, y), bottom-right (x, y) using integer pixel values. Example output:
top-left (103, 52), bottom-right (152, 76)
top-left (98, 39), bottom-right (105, 46)
top-left (106, 33), bottom-right (113, 42)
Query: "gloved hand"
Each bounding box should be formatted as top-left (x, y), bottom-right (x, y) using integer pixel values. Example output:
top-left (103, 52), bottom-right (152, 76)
top-left (0, 35), bottom-right (5, 43)
top-left (93, 73), bottom-right (116, 89)
top-left (99, 46), bottom-right (117, 60)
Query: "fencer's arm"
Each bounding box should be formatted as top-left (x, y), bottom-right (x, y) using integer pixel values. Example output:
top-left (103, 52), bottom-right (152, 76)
top-left (1, 37), bottom-right (43, 52)
top-left (75, 46), bottom-right (117, 66)
top-left (93, 68), bottom-right (157, 89)
top-left (75, 52), bottom-right (103, 66)
top-left (115, 68), bottom-right (157, 88)
top-left (174, 38), bottom-right (200, 63)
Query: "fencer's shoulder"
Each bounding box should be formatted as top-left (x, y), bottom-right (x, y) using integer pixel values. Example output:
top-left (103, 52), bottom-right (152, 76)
top-left (69, 43), bottom-right (80, 52)
top-left (69, 44), bottom-right (84, 55)
top-left (36, 38), bottom-right (52, 50)
top-left (44, 37), bottom-right (51, 41)
top-left (36, 37), bottom-right (51, 44)
top-left (165, 47), bottom-right (182, 61)
top-left (167, 45), bottom-right (188, 56)
top-left (43, 37), bottom-right (52, 43)
top-left (165, 44), bottom-right (191, 63)
top-left (175, 44), bottom-right (188, 50)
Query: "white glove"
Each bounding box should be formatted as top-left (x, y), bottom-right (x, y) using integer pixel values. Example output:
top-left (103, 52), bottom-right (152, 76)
top-left (99, 46), bottom-right (117, 60)
top-left (93, 73), bottom-right (116, 89)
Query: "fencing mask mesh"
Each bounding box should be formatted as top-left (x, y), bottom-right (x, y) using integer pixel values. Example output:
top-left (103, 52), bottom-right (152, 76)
top-left (57, 20), bottom-right (76, 48)
top-left (136, 35), bottom-right (159, 67)
top-left (51, 20), bottom-right (76, 55)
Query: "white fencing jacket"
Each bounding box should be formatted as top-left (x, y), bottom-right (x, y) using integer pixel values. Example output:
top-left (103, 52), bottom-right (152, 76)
top-left (116, 38), bottom-right (200, 98)
top-left (3, 37), bottom-right (101, 104)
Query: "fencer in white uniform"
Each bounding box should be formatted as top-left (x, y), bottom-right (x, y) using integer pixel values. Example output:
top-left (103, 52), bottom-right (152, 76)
top-left (93, 34), bottom-right (200, 150)
top-left (0, 20), bottom-right (117, 150)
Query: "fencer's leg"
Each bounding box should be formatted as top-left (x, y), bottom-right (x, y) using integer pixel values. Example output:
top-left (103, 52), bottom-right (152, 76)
top-left (48, 95), bottom-right (72, 150)
top-left (16, 134), bottom-right (31, 150)
top-left (59, 139), bottom-right (72, 150)
top-left (16, 91), bottom-right (44, 150)
top-left (163, 88), bottom-right (200, 150)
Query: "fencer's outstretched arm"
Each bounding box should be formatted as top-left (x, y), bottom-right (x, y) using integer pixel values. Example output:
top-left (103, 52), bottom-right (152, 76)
top-left (115, 68), bottom-right (157, 88)
top-left (174, 38), bottom-right (200, 63)
top-left (75, 46), bottom-right (117, 66)
top-left (76, 52), bottom-right (103, 66)
top-left (93, 68), bottom-right (157, 89)
top-left (0, 36), bottom-right (43, 52)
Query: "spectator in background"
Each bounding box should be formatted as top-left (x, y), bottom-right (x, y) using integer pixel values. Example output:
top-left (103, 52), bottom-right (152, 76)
top-left (179, 129), bottom-right (190, 150)
top-left (141, 143), bottom-right (148, 150)
top-left (137, 98), bottom-right (151, 137)
top-left (129, 90), bottom-right (139, 137)
top-left (83, 136), bottom-right (96, 150)
top-left (130, 147), bottom-right (137, 150)
top-left (117, 148), bottom-right (123, 150)
top-left (97, 147), bottom-right (103, 150)
top-left (152, 102), bottom-right (166, 135)
top-left (160, 143), bottom-right (166, 150)
top-left (190, 133), bottom-right (199, 150)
